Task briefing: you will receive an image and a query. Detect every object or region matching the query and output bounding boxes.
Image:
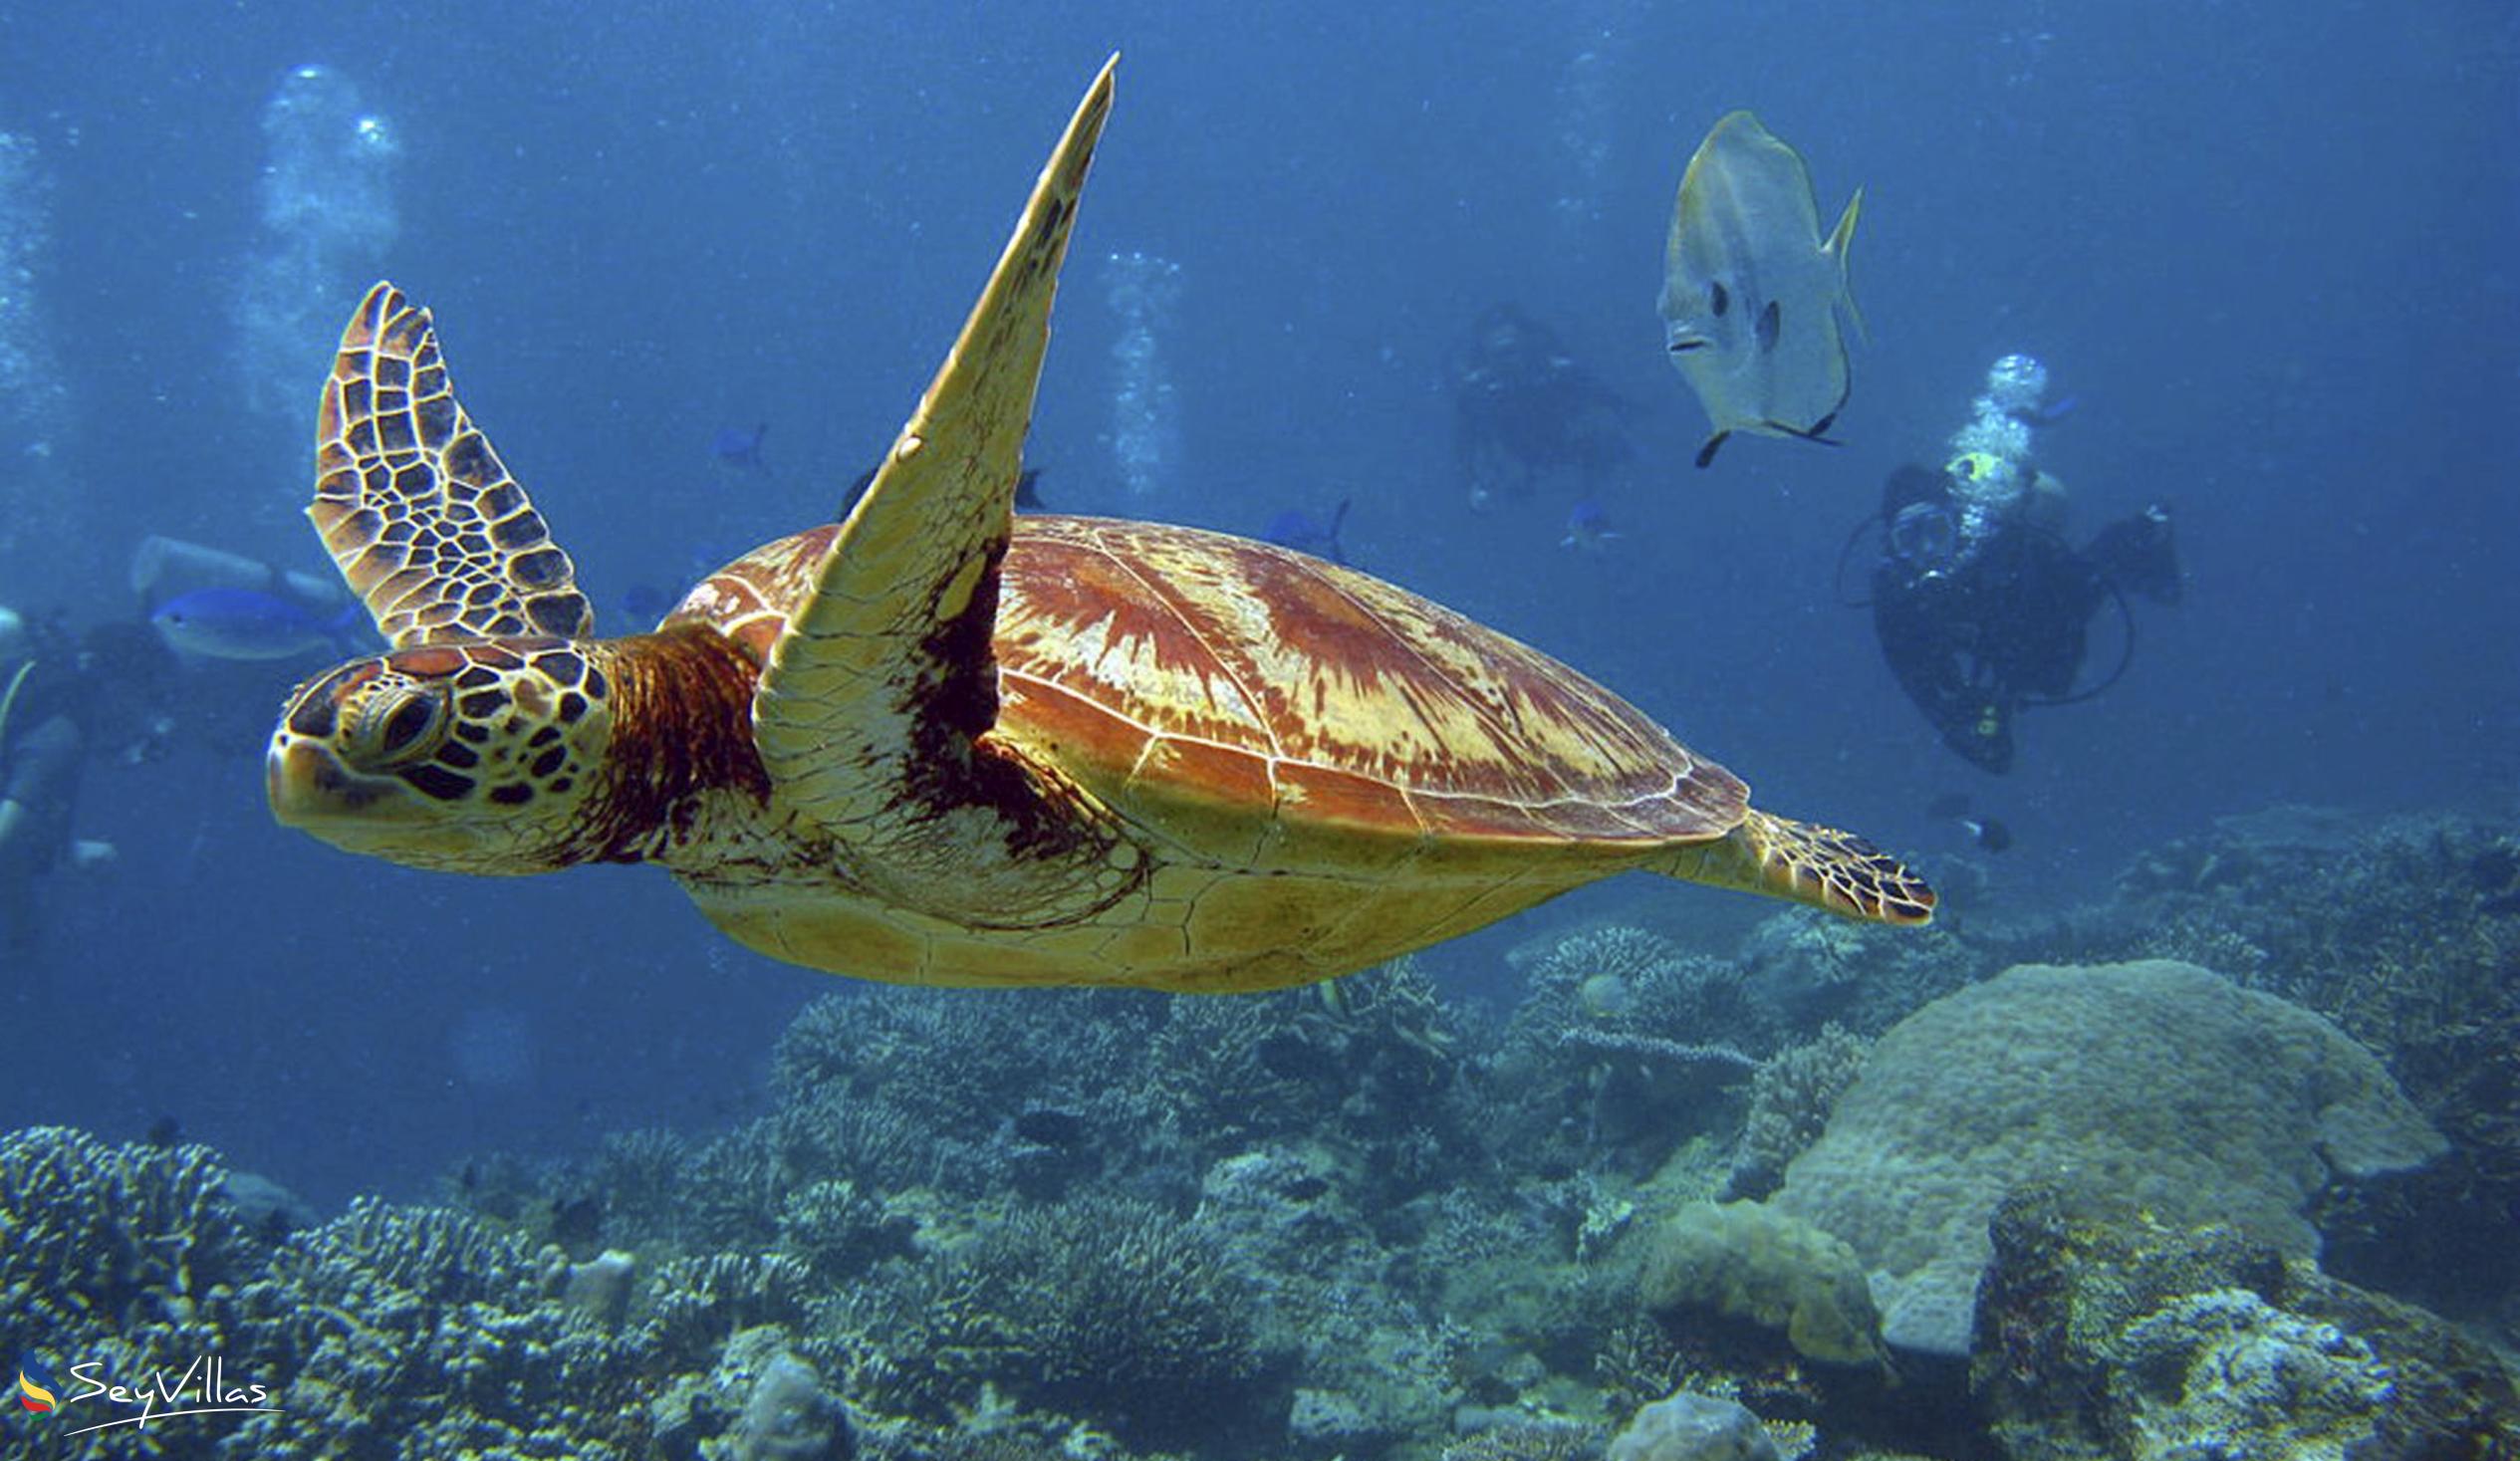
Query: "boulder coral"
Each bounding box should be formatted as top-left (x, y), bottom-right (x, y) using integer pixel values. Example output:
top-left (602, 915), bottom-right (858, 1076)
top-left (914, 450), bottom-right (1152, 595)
top-left (1638, 1201), bottom-right (1885, 1367)
top-left (1767, 960), bottom-right (2445, 1356)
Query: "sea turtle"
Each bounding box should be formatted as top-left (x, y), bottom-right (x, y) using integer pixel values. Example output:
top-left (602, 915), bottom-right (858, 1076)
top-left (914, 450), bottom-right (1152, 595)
top-left (266, 59), bottom-right (1933, 992)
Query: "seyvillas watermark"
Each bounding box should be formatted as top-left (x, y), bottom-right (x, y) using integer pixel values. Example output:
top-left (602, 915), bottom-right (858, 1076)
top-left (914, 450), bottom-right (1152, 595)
top-left (16, 1351), bottom-right (283, 1438)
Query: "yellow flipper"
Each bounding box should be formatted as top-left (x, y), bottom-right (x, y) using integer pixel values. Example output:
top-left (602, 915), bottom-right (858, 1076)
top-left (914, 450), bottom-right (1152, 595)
top-left (753, 58), bottom-right (1116, 846)
top-left (1659, 809), bottom-right (1936, 925)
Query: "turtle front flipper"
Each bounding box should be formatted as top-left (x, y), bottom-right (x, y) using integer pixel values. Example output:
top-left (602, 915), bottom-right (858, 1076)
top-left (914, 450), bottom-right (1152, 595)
top-left (1659, 808), bottom-right (1937, 925)
top-left (751, 59), bottom-right (1124, 924)
top-left (308, 282), bottom-right (594, 647)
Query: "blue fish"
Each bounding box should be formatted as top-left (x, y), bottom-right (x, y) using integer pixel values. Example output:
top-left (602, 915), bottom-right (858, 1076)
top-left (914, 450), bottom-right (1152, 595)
top-left (1262, 499), bottom-right (1350, 564)
top-left (1560, 500), bottom-right (1621, 551)
top-left (151, 589), bottom-right (365, 661)
top-left (713, 422), bottom-right (773, 477)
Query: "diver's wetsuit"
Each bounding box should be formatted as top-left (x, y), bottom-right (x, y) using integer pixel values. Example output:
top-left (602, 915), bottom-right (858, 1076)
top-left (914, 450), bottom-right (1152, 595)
top-left (0, 651), bottom-right (88, 953)
top-left (1451, 305), bottom-right (1633, 503)
top-left (1870, 466), bottom-right (2175, 773)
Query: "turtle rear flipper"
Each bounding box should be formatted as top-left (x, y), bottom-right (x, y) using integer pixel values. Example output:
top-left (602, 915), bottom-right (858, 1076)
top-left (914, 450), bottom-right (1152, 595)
top-left (751, 59), bottom-right (1119, 914)
top-left (1659, 809), bottom-right (1936, 924)
top-left (309, 283), bottom-right (595, 646)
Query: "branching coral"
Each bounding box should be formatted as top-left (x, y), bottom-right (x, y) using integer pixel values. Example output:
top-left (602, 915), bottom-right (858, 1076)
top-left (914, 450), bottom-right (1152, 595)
top-left (1722, 1026), bottom-right (1870, 1201)
top-left (0, 1126), bottom-right (256, 1335)
top-left (771, 987), bottom-right (1161, 1137)
top-left (1486, 925), bottom-right (1765, 1178)
top-left (0, 1127), bottom-right (858, 1460)
top-left (837, 1193), bottom-right (1275, 1448)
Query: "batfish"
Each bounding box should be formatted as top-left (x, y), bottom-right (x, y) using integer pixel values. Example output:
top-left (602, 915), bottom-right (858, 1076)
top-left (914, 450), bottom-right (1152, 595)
top-left (1659, 111), bottom-right (1863, 468)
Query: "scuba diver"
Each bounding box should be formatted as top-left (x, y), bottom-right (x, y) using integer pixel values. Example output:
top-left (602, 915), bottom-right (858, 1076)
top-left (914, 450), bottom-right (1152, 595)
top-left (0, 606), bottom-right (117, 960)
top-left (2, 538), bottom-right (338, 958)
top-left (1449, 304), bottom-right (1637, 509)
top-left (1857, 355), bottom-right (2180, 773)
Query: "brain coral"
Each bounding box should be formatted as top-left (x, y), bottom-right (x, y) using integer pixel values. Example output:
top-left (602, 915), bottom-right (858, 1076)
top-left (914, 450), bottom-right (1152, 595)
top-left (1768, 960), bottom-right (2445, 1357)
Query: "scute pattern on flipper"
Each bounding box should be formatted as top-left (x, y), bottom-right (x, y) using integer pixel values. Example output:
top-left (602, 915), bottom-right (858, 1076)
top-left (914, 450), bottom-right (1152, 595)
top-left (1747, 809), bottom-right (1935, 924)
top-left (309, 282), bottom-right (594, 648)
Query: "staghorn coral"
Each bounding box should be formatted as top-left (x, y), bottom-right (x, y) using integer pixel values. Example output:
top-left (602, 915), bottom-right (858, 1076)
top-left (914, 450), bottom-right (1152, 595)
top-left (1555, 1030), bottom-right (1754, 1073)
top-left (662, 1095), bottom-right (938, 1255)
top-left (771, 1092), bottom-right (936, 1196)
top-left (577, 1125), bottom-right (700, 1247)
top-left (1723, 1027), bottom-right (1870, 1202)
top-left (684, 1117), bottom-right (808, 1251)
top-left (776, 1176), bottom-right (915, 1284)
top-left (1733, 908), bottom-right (1984, 1046)
top-left (1501, 926), bottom-right (1699, 1065)
top-left (765, 986), bottom-right (1174, 1207)
top-left (1442, 1418), bottom-right (1597, 1461)
top-left (0, 1126), bottom-right (257, 1338)
top-left (644, 1095), bottom-right (939, 1260)
top-left (771, 986), bottom-right (1162, 1139)
top-left (1144, 986), bottom-right (1332, 1147)
top-left (1486, 926), bottom-right (1764, 1179)
top-left (838, 1193), bottom-right (1275, 1449)
top-left (1593, 1318), bottom-right (1690, 1425)
top-left (638, 1250), bottom-right (822, 1371)
top-left (1146, 959), bottom-right (1467, 1202)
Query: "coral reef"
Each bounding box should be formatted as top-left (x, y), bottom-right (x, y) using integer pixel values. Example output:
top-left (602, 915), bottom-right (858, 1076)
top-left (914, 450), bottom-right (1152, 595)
top-left (0, 1126), bottom-right (862, 1460)
top-left (0, 1126), bottom-right (257, 1336)
top-left (19, 808), bottom-right (2520, 1461)
top-left (1731, 909), bottom-right (1986, 1043)
top-left (834, 1193), bottom-right (1277, 1450)
top-left (1638, 1202), bottom-right (1885, 1368)
top-left (1486, 925), bottom-right (1762, 1178)
top-left (1441, 1418), bottom-right (1595, 1461)
top-left (1971, 1186), bottom-right (2520, 1459)
top-left (1767, 959), bottom-right (2445, 1356)
top-left (1607, 1389), bottom-right (1779, 1461)
top-left (2087, 809), bottom-right (2520, 1321)
top-left (1722, 1027), bottom-right (1869, 1201)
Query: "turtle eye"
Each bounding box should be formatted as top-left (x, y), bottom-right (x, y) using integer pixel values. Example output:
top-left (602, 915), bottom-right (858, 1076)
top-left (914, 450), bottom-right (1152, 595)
top-left (353, 687), bottom-right (449, 767)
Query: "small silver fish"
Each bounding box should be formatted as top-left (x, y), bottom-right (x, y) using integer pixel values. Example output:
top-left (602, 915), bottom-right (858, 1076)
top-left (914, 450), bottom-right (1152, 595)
top-left (1659, 111), bottom-right (1863, 467)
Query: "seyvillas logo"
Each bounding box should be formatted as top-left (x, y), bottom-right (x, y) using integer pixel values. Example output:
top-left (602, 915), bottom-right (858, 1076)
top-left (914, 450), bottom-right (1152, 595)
top-left (16, 1355), bottom-right (55, 1413)
top-left (21, 1353), bottom-right (283, 1438)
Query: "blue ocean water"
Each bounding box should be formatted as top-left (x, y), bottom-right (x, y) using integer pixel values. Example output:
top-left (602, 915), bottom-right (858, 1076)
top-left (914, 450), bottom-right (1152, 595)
top-left (0, 0), bottom-right (2509, 1223)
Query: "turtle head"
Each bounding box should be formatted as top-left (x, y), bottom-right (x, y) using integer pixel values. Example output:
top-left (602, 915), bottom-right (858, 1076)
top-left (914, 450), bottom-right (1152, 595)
top-left (268, 638), bottom-right (614, 873)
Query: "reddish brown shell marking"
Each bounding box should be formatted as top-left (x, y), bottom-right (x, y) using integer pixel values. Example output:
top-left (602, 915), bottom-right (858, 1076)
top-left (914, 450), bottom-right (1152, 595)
top-left (683, 513), bottom-right (1749, 850)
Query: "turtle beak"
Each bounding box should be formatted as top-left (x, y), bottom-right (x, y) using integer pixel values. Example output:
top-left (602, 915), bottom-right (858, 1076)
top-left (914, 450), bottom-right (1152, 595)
top-left (266, 736), bottom-right (405, 829)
